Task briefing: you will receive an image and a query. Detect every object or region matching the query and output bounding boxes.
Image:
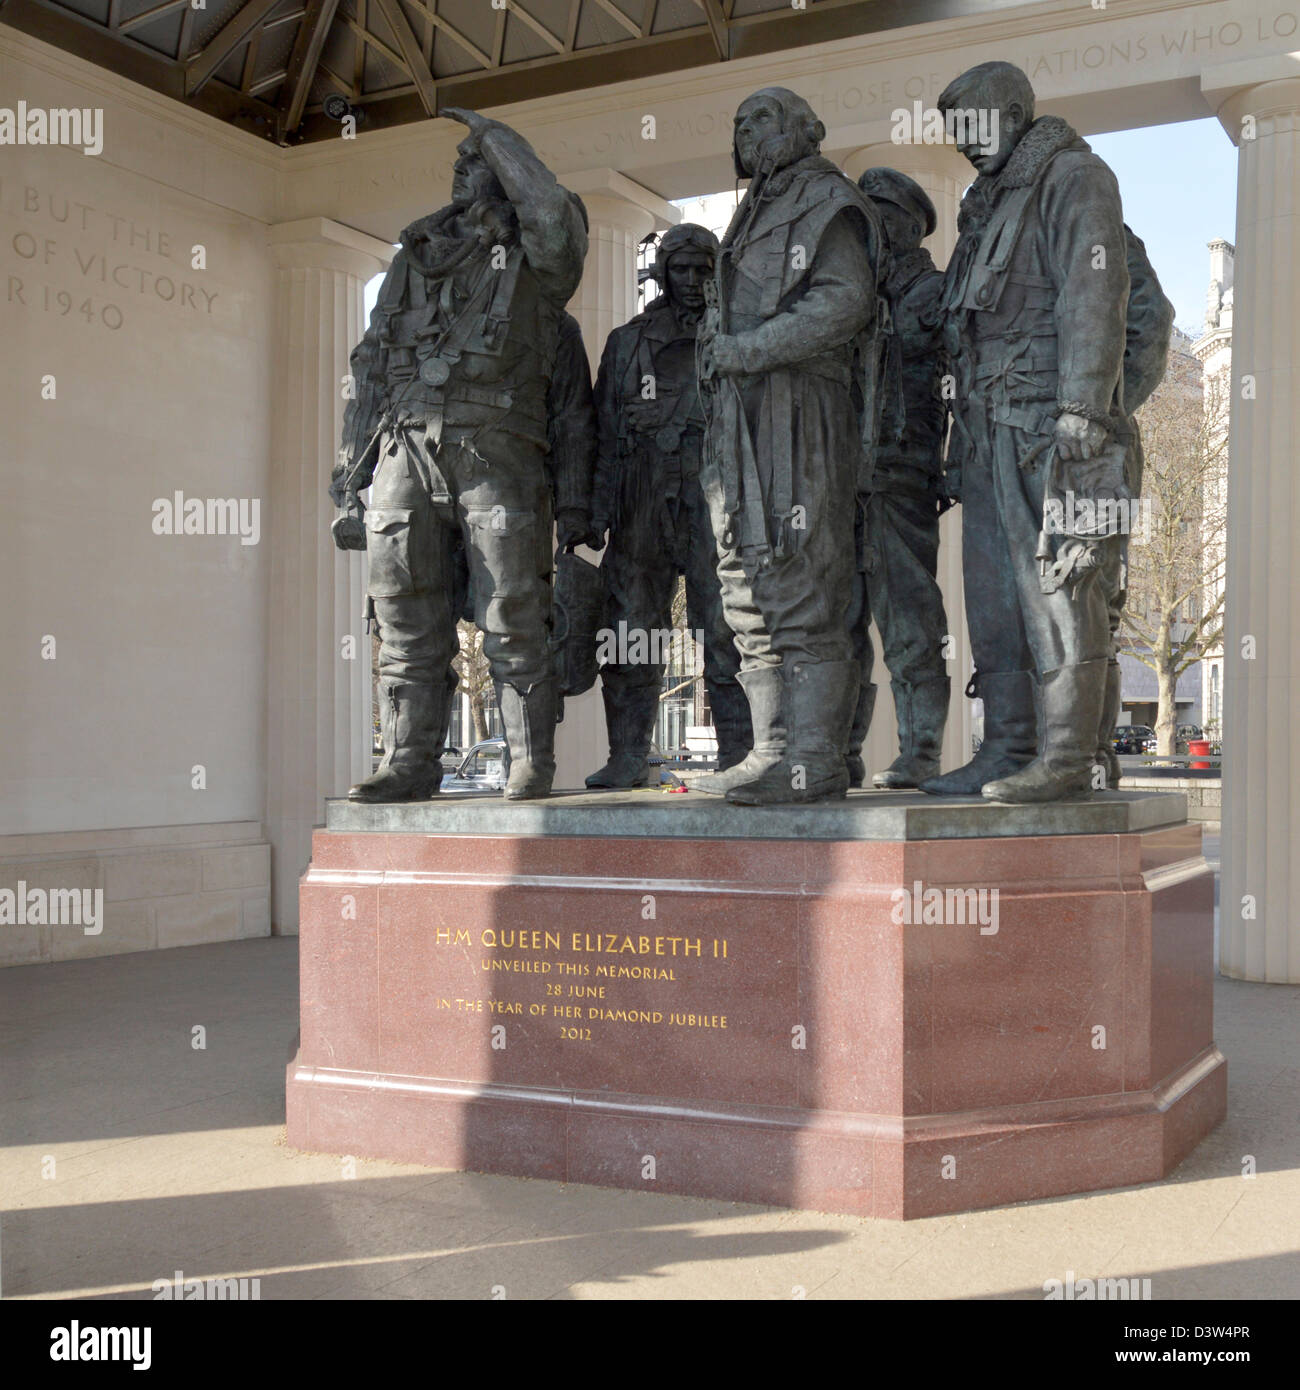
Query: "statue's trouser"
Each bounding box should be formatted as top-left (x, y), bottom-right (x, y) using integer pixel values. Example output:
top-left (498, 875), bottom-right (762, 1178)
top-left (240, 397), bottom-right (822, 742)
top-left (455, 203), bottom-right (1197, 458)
top-left (920, 388), bottom-right (1117, 800)
top-left (846, 489), bottom-right (951, 788)
top-left (1096, 537), bottom-right (1127, 788)
top-left (358, 422), bottom-right (556, 801)
top-left (590, 474), bottom-right (750, 787)
top-left (695, 372), bottom-right (859, 805)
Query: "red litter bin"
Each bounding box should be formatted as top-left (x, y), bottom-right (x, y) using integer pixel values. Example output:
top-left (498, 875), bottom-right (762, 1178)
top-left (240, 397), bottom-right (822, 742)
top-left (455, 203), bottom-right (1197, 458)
top-left (1188, 738), bottom-right (1212, 770)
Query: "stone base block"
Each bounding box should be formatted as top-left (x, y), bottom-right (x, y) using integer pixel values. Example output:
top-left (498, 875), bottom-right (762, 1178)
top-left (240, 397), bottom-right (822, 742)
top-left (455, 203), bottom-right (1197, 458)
top-left (0, 821), bottom-right (272, 966)
top-left (286, 791), bottom-right (1224, 1219)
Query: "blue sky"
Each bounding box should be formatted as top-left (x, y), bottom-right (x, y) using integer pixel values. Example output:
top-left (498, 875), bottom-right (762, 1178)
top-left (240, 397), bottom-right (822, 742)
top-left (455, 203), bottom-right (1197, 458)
top-left (1089, 118), bottom-right (1238, 335)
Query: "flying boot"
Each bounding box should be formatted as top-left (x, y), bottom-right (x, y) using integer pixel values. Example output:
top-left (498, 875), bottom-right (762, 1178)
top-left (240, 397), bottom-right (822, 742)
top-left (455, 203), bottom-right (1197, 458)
top-left (845, 681), bottom-right (877, 788)
top-left (726, 659), bottom-right (858, 806)
top-left (682, 665), bottom-right (784, 794)
top-left (585, 680), bottom-right (659, 788)
top-left (498, 678), bottom-right (557, 800)
top-left (348, 680), bottom-right (448, 802)
top-left (706, 675), bottom-right (755, 774)
top-left (983, 659), bottom-right (1109, 803)
top-left (918, 670), bottom-right (1037, 795)
top-left (1094, 658), bottom-right (1123, 789)
top-left (873, 676), bottom-right (949, 789)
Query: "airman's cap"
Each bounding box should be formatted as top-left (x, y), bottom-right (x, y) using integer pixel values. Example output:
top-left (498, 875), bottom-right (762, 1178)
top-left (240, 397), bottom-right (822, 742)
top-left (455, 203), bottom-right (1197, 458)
top-left (856, 167), bottom-right (937, 239)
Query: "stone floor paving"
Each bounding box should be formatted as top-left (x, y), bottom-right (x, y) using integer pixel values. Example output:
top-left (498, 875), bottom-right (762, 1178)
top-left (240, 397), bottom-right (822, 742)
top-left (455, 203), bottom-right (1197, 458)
top-left (1, 923), bottom-right (1296, 1301)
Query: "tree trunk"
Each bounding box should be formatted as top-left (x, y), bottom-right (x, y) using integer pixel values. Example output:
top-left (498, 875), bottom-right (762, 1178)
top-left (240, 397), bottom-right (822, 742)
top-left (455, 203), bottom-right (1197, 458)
top-left (1155, 663), bottom-right (1179, 758)
top-left (470, 692), bottom-right (489, 744)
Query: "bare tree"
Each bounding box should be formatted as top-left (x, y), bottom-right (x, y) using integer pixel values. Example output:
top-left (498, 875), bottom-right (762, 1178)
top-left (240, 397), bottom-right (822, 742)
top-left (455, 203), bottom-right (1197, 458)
top-left (454, 620), bottom-right (494, 743)
top-left (1120, 338), bottom-right (1229, 757)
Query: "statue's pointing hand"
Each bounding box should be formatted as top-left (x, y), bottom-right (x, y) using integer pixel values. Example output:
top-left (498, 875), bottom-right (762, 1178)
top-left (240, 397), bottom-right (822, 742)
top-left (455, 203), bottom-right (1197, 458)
top-left (442, 107), bottom-right (489, 146)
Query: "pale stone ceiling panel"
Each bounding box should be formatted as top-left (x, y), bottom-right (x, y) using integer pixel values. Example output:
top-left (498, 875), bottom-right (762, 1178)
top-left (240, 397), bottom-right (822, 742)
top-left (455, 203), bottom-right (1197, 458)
top-left (650, 0), bottom-right (704, 36)
top-left (501, 13), bottom-right (556, 64)
top-left (575, 4), bottom-right (641, 51)
top-left (133, 11), bottom-right (184, 57)
top-left (192, 0), bottom-right (251, 49)
top-left (526, 0), bottom-right (574, 40)
top-left (51, 0), bottom-right (108, 21)
top-left (213, 46), bottom-right (246, 87)
top-left (436, 0), bottom-right (496, 57)
top-left (362, 43), bottom-right (407, 93)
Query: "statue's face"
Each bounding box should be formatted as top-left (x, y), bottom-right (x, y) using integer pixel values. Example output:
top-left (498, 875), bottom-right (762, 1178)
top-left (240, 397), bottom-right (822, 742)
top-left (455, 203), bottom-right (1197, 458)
top-left (451, 150), bottom-right (502, 206)
top-left (956, 97), bottom-right (1029, 177)
top-left (664, 249), bottom-right (713, 313)
top-left (876, 201), bottom-right (922, 255)
top-left (733, 95), bottom-right (786, 178)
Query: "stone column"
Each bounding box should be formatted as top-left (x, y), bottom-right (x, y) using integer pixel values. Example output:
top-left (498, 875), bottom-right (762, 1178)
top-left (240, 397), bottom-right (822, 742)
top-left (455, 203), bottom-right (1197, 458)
top-left (1203, 61), bottom-right (1300, 982)
top-left (551, 172), bottom-right (677, 786)
top-left (266, 218), bottom-right (394, 931)
top-left (840, 142), bottom-right (973, 779)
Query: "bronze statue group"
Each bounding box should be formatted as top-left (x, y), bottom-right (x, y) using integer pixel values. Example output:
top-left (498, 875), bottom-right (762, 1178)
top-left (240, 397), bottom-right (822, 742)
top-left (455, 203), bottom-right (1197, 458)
top-left (330, 61), bottom-right (1173, 810)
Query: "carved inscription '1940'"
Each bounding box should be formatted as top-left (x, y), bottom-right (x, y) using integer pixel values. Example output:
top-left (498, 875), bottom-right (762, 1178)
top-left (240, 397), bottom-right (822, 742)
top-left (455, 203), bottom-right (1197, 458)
top-left (2, 181), bottom-right (220, 331)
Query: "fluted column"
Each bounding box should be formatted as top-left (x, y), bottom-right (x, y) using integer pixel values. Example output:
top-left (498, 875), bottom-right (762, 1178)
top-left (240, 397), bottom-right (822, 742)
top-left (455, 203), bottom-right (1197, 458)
top-left (565, 169), bottom-right (678, 372)
top-left (266, 218), bottom-right (394, 930)
top-left (552, 172), bottom-right (677, 785)
top-left (841, 142), bottom-right (973, 777)
top-left (1203, 62), bottom-right (1300, 982)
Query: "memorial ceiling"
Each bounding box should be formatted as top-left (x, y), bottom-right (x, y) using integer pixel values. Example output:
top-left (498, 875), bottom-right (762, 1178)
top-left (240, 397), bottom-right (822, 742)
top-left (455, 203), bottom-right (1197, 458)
top-left (0, 0), bottom-right (991, 144)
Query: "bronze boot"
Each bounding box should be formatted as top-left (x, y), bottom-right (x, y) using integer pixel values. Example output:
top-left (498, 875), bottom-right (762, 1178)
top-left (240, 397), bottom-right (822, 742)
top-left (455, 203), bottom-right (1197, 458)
top-left (845, 681), bottom-right (877, 789)
top-left (1095, 659), bottom-right (1123, 789)
top-left (919, 670), bottom-right (1036, 796)
top-left (983, 660), bottom-right (1109, 803)
top-left (873, 676), bottom-right (949, 789)
top-left (499, 679), bottom-right (558, 801)
top-left (726, 660), bottom-right (858, 806)
top-left (347, 681), bottom-right (447, 803)
top-left (585, 681), bottom-right (659, 788)
top-left (683, 666), bottom-right (784, 795)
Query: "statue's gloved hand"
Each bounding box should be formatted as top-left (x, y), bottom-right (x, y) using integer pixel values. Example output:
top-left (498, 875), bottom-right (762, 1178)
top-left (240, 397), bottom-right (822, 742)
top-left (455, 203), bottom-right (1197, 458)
top-left (1055, 411), bottom-right (1109, 462)
top-left (331, 506), bottom-right (367, 552)
top-left (555, 507), bottom-right (593, 553)
top-left (705, 334), bottom-right (744, 377)
top-left (586, 516), bottom-right (610, 550)
top-left (328, 455), bottom-right (351, 509)
top-left (1060, 438), bottom-right (1128, 504)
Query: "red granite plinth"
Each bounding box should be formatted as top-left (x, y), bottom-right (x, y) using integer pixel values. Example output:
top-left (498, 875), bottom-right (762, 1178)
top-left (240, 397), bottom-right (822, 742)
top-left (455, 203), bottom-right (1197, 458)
top-left (286, 816), bottom-right (1224, 1218)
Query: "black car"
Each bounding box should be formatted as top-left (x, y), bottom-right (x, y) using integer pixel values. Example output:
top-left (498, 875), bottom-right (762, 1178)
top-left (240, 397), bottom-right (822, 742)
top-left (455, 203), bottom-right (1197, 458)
top-left (1110, 725), bottom-right (1155, 755)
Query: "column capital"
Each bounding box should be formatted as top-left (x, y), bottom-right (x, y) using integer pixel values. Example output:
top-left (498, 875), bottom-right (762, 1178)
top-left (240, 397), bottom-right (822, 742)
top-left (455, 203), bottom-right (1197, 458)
top-left (1202, 57), bottom-right (1300, 142)
top-left (269, 217), bottom-right (395, 279)
top-left (838, 140), bottom-right (971, 187)
top-left (564, 168), bottom-right (679, 235)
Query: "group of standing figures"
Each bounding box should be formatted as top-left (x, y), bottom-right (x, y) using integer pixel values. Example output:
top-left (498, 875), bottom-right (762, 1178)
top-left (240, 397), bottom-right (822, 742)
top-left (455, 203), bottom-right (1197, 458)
top-left (330, 59), bottom-right (1173, 810)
